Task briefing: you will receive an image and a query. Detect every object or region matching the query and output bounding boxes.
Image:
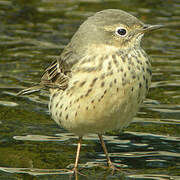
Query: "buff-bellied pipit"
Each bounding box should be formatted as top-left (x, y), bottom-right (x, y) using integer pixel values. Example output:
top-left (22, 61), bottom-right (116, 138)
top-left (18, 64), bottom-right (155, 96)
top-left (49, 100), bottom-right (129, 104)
top-left (18, 9), bottom-right (163, 173)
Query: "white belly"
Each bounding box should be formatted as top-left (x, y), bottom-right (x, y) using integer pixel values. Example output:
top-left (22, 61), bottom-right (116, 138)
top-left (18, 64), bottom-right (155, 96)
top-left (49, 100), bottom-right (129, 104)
top-left (49, 73), bottom-right (148, 136)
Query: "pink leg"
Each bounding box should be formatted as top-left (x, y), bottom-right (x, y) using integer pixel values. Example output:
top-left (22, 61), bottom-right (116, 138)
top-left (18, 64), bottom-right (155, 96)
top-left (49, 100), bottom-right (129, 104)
top-left (98, 134), bottom-right (114, 168)
top-left (73, 136), bottom-right (83, 171)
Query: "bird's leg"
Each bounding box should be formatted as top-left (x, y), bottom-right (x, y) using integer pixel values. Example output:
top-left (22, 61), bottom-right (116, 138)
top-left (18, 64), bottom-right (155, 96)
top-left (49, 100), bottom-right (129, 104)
top-left (73, 136), bottom-right (83, 173)
top-left (98, 134), bottom-right (114, 169)
top-left (98, 134), bottom-right (122, 173)
top-left (70, 136), bottom-right (89, 180)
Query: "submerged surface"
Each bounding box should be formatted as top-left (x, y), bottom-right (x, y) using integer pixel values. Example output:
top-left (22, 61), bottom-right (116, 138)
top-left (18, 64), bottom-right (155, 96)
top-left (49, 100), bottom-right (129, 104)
top-left (0, 0), bottom-right (180, 179)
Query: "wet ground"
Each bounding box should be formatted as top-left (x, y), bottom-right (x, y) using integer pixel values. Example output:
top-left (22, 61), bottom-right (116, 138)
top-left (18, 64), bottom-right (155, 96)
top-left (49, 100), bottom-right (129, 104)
top-left (0, 0), bottom-right (180, 179)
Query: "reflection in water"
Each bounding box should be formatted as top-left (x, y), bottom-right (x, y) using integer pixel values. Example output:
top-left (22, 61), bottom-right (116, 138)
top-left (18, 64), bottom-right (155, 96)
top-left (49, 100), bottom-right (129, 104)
top-left (0, 0), bottom-right (179, 179)
top-left (0, 132), bottom-right (177, 179)
top-left (0, 167), bottom-right (72, 176)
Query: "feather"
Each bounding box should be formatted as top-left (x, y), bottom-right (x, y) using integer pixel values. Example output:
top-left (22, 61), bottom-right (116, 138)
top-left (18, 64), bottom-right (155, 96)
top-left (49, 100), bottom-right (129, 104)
top-left (17, 48), bottom-right (74, 96)
top-left (17, 85), bottom-right (44, 96)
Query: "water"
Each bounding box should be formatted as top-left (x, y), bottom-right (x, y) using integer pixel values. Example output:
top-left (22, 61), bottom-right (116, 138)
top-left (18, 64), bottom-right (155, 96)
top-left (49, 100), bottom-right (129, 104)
top-left (0, 0), bottom-right (180, 179)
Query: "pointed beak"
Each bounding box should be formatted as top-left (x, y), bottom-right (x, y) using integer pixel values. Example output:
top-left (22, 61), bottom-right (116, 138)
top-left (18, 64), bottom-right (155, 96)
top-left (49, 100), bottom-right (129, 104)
top-left (141, 24), bottom-right (164, 33)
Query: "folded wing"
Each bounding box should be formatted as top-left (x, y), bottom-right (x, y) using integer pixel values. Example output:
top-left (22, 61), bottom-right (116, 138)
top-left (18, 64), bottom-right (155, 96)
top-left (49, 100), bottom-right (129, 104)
top-left (17, 48), bottom-right (74, 96)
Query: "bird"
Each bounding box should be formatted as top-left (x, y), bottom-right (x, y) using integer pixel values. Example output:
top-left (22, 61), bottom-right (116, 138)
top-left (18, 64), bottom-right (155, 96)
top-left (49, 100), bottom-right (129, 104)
top-left (17, 9), bottom-right (163, 173)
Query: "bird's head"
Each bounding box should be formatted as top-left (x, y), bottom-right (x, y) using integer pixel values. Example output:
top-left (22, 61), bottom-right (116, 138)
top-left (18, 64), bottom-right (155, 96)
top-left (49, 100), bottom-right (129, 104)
top-left (71, 9), bottom-right (163, 52)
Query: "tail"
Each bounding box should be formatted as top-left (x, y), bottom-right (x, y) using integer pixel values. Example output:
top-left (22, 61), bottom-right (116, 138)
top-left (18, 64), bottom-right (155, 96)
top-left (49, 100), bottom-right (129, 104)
top-left (17, 84), bottom-right (44, 96)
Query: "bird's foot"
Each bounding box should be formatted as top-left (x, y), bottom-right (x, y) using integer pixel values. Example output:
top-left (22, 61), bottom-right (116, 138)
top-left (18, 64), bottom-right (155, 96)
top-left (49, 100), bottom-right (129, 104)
top-left (69, 168), bottom-right (78, 180)
top-left (69, 167), bottom-right (87, 180)
top-left (72, 167), bottom-right (78, 174)
top-left (108, 161), bottom-right (121, 174)
top-left (98, 161), bottom-right (124, 174)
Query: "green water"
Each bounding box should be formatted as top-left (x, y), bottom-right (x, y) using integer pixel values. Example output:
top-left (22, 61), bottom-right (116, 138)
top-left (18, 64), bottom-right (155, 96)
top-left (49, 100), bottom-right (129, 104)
top-left (0, 0), bottom-right (180, 179)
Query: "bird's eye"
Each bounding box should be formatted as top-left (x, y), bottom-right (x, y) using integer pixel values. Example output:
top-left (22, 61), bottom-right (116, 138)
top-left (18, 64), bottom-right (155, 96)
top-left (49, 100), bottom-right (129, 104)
top-left (115, 27), bottom-right (127, 36)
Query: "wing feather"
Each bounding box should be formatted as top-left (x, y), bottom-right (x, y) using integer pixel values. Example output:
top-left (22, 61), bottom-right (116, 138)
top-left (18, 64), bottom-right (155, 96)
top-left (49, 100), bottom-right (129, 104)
top-left (17, 46), bottom-right (75, 96)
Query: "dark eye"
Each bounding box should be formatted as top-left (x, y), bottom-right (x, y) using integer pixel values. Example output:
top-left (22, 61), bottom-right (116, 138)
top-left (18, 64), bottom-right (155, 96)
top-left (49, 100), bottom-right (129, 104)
top-left (116, 27), bottom-right (127, 36)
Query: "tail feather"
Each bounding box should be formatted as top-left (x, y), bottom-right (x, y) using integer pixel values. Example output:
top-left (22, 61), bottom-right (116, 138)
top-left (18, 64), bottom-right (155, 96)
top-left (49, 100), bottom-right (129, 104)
top-left (17, 85), bottom-right (44, 96)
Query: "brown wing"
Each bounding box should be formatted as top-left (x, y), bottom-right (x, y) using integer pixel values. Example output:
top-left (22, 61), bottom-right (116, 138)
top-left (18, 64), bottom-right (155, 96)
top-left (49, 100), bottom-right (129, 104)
top-left (41, 57), bottom-right (70, 90)
top-left (17, 45), bottom-right (75, 96)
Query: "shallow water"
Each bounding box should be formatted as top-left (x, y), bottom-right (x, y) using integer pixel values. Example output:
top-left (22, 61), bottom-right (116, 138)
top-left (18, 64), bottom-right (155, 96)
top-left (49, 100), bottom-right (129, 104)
top-left (0, 0), bottom-right (180, 179)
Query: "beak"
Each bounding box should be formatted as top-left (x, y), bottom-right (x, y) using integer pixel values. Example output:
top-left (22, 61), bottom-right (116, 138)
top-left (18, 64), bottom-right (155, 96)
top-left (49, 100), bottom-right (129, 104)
top-left (141, 24), bottom-right (164, 33)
